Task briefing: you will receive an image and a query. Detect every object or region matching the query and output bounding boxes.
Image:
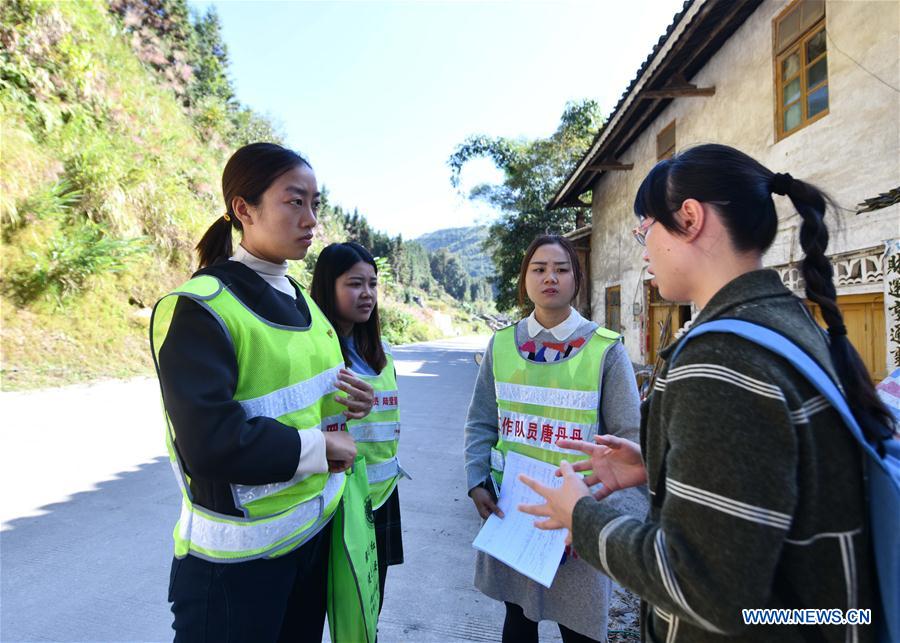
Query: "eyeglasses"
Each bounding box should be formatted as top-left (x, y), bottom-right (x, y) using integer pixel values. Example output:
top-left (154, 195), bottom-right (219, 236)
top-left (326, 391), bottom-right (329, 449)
top-left (632, 218), bottom-right (656, 246)
top-left (632, 202), bottom-right (732, 246)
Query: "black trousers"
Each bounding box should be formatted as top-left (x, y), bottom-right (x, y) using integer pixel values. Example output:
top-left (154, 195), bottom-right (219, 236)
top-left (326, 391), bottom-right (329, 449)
top-left (503, 602), bottom-right (601, 643)
top-left (373, 486), bottom-right (403, 616)
top-left (168, 522), bottom-right (331, 643)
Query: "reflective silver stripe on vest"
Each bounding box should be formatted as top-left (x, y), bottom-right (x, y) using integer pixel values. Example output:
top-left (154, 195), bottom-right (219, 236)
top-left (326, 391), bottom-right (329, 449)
top-left (373, 389), bottom-right (399, 411)
top-left (349, 422), bottom-right (400, 443)
top-left (367, 457), bottom-right (401, 484)
top-left (239, 366), bottom-right (342, 420)
top-left (170, 456), bottom-right (191, 498)
top-left (495, 381), bottom-right (598, 411)
top-left (497, 410), bottom-right (597, 455)
top-left (232, 465), bottom-right (316, 507)
top-left (490, 447), bottom-right (505, 472)
top-left (182, 471), bottom-right (345, 555)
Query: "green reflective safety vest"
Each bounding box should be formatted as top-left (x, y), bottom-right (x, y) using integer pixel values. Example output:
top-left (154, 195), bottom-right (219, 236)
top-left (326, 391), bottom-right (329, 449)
top-left (150, 274), bottom-right (348, 562)
top-left (346, 346), bottom-right (405, 509)
top-left (490, 324), bottom-right (621, 489)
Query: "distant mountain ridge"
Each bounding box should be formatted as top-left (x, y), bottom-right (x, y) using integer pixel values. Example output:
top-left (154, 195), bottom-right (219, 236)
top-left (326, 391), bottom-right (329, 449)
top-left (415, 225), bottom-right (492, 278)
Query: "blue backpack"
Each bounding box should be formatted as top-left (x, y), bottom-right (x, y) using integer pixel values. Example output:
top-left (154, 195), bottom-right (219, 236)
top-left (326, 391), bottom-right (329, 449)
top-left (670, 319), bottom-right (900, 642)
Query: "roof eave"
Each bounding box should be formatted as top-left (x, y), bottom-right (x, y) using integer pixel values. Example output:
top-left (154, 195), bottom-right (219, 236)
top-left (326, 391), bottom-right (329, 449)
top-left (564, 224), bottom-right (593, 242)
top-left (550, 0), bottom-right (708, 210)
top-left (550, 0), bottom-right (762, 211)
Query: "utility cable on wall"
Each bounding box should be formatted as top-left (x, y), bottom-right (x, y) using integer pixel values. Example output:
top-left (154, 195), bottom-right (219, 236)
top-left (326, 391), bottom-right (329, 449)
top-left (827, 31), bottom-right (900, 94)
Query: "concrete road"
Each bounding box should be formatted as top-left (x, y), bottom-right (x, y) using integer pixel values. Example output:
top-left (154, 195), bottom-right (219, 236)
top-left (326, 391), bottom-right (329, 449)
top-left (0, 336), bottom-right (570, 642)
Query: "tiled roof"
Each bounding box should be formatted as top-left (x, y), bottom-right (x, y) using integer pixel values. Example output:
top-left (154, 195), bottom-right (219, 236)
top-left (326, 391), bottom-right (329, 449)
top-left (550, 0), bottom-right (764, 210)
top-left (579, 1), bottom-right (695, 161)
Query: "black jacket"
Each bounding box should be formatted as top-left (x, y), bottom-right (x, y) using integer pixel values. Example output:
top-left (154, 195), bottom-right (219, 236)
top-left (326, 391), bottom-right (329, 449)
top-left (157, 260), bottom-right (314, 517)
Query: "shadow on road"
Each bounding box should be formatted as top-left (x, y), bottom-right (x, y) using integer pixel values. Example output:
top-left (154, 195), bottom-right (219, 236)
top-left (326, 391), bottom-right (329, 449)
top-left (2, 337), bottom-right (555, 642)
top-left (2, 457), bottom-right (179, 642)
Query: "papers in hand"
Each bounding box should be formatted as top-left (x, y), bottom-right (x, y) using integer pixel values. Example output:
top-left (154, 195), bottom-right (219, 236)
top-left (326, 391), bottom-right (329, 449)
top-left (471, 451), bottom-right (567, 588)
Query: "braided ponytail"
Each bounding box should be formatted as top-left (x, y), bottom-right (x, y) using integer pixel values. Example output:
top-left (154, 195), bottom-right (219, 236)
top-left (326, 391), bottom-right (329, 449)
top-left (634, 144), bottom-right (894, 446)
top-left (781, 175), bottom-right (896, 446)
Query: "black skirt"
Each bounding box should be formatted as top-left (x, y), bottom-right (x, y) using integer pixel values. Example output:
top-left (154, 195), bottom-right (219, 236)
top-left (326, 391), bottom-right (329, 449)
top-left (373, 485), bottom-right (404, 567)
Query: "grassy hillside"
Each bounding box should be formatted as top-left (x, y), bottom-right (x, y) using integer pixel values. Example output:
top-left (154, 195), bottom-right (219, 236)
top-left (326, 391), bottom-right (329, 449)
top-left (415, 225), bottom-right (492, 278)
top-left (0, 0), bottom-right (483, 391)
top-left (1, 0), bottom-right (224, 389)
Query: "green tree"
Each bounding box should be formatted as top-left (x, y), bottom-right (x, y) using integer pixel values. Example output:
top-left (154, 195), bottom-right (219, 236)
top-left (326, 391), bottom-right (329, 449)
top-left (430, 247), bottom-right (469, 300)
top-left (109, 0), bottom-right (197, 100)
top-left (469, 278), bottom-right (493, 302)
top-left (448, 99), bottom-right (602, 311)
top-left (228, 106), bottom-right (284, 146)
top-left (344, 207), bottom-right (374, 249)
top-left (394, 241), bottom-right (432, 291)
top-left (370, 229), bottom-right (393, 259)
top-left (108, 0), bottom-right (282, 146)
top-left (190, 6), bottom-right (233, 107)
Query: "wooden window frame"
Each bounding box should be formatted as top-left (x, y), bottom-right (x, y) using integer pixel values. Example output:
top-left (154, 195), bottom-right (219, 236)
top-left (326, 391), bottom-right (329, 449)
top-left (773, 1), bottom-right (829, 140)
top-left (657, 120), bottom-right (676, 160)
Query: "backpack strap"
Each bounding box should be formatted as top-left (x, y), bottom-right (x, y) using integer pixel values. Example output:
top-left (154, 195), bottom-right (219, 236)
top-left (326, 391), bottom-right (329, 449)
top-left (670, 319), bottom-right (889, 470)
top-left (672, 318), bottom-right (900, 643)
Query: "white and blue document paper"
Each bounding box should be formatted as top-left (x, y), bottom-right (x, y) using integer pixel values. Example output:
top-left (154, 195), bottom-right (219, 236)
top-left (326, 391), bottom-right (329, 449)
top-left (472, 451), bottom-right (567, 588)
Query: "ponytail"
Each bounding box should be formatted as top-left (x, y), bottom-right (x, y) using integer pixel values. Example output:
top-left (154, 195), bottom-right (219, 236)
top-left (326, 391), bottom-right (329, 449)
top-left (195, 215), bottom-right (238, 269)
top-left (779, 174), bottom-right (896, 447)
top-left (634, 144), bottom-right (895, 449)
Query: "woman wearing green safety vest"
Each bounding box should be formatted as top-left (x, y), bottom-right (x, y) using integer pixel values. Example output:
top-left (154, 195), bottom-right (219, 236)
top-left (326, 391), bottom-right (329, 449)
top-left (464, 234), bottom-right (646, 642)
top-left (311, 241), bottom-right (407, 617)
top-left (150, 142), bottom-right (375, 642)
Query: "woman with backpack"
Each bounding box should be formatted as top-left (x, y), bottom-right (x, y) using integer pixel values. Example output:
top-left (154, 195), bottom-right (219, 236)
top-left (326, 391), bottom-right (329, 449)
top-left (520, 144), bottom-right (895, 642)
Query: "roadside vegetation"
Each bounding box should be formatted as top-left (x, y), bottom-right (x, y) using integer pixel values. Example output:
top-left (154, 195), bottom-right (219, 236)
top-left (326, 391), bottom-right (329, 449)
top-left (0, 0), bottom-right (492, 390)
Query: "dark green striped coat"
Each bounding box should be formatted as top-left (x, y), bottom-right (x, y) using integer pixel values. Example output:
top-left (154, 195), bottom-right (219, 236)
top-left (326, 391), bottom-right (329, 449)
top-left (573, 270), bottom-right (876, 643)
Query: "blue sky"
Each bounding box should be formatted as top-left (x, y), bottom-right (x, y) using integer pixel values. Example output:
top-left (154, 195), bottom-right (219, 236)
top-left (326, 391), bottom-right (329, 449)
top-left (191, 0), bottom-right (685, 238)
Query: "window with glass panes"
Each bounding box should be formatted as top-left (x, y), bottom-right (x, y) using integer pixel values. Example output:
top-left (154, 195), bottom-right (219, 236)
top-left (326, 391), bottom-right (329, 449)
top-left (774, 0), bottom-right (828, 139)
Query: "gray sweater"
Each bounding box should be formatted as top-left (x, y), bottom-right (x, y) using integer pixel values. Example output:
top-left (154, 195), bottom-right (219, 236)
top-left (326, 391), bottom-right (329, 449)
top-left (464, 315), bottom-right (647, 640)
top-left (572, 270), bottom-right (876, 642)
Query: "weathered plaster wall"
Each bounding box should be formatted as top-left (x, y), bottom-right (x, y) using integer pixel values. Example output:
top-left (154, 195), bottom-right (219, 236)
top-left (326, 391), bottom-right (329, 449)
top-left (589, 0), bottom-right (900, 366)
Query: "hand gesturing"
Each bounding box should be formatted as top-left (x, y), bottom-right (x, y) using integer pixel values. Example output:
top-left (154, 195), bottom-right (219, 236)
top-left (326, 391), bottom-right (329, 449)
top-left (555, 435), bottom-right (647, 500)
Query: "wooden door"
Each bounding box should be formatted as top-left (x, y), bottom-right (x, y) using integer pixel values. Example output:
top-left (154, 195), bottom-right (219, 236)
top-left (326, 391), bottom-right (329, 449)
top-left (646, 284), bottom-right (691, 365)
top-left (809, 293), bottom-right (886, 381)
top-left (648, 302), bottom-right (672, 362)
